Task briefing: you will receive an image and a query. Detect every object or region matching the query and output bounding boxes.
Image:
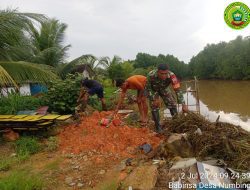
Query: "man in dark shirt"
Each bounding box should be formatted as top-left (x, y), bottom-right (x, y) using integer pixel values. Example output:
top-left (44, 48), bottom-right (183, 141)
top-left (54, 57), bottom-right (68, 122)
top-left (77, 78), bottom-right (107, 112)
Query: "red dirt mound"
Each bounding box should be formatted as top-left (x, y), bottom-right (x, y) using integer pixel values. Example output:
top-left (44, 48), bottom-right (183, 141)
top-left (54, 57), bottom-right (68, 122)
top-left (59, 111), bottom-right (162, 157)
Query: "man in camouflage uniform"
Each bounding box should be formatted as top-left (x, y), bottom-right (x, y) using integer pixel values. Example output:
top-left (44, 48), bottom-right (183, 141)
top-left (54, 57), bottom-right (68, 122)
top-left (145, 63), bottom-right (188, 133)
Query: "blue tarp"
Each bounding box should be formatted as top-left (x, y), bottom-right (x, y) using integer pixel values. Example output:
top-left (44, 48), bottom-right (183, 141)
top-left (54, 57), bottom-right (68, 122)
top-left (30, 84), bottom-right (48, 95)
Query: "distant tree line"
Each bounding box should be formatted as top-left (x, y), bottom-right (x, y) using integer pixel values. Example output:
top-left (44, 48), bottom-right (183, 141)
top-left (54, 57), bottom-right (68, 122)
top-left (189, 36), bottom-right (250, 80)
top-left (133, 36), bottom-right (250, 80)
top-left (133, 53), bottom-right (189, 79)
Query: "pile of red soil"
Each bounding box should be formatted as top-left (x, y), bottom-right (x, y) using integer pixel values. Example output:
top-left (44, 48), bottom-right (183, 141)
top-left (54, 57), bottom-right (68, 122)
top-left (59, 111), bottom-right (162, 157)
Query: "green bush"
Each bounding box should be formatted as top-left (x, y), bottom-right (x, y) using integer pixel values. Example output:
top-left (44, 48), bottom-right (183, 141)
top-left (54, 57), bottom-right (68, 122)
top-left (102, 78), bottom-right (113, 87)
top-left (15, 137), bottom-right (41, 160)
top-left (43, 74), bottom-right (82, 114)
top-left (0, 171), bottom-right (44, 190)
top-left (0, 93), bottom-right (44, 114)
top-left (88, 96), bottom-right (102, 110)
top-left (44, 74), bottom-right (119, 113)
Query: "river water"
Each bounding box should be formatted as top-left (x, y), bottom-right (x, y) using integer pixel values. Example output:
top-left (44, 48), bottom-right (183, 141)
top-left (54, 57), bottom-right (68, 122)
top-left (128, 80), bottom-right (249, 131)
top-left (181, 80), bottom-right (250, 132)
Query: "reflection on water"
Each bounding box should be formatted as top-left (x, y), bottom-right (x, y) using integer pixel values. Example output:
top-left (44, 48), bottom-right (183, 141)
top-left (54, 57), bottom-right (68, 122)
top-left (182, 80), bottom-right (250, 132)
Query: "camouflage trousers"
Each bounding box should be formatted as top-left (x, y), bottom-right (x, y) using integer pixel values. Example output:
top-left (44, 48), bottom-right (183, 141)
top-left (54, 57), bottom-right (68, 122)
top-left (149, 87), bottom-right (177, 109)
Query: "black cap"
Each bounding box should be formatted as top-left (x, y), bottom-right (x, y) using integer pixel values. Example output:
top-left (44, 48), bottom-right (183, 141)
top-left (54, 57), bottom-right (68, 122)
top-left (157, 63), bottom-right (169, 70)
top-left (115, 79), bottom-right (125, 87)
top-left (81, 77), bottom-right (88, 85)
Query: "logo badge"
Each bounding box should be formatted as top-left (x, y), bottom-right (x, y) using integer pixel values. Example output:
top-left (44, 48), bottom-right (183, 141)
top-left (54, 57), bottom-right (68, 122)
top-left (224, 2), bottom-right (250, 29)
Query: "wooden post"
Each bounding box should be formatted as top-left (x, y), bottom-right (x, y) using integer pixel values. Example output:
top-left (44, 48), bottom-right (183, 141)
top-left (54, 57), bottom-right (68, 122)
top-left (194, 76), bottom-right (200, 114)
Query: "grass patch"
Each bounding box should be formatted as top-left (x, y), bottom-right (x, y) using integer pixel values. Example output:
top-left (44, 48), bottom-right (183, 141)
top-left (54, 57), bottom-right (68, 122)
top-left (45, 137), bottom-right (59, 152)
top-left (0, 93), bottom-right (44, 115)
top-left (0, 137), bottom-right (41, 171)
top-left (15, 137), bottom-right (41, 160)
top-left (0, 158), bottom-right (14, 171)
top-left (100, 180), bottom-right (119, 190)
top-left (0, 170), bottom-right (44, 190)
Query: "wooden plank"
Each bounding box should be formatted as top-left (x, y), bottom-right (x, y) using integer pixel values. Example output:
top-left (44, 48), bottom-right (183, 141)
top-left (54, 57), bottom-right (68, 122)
top-left (39, 115), bottom-right (60, 120)
top-left (12, 128), bottom-right (29, 130)
top-left (0, 115), bottom-right (15, 119)
top-left (0, 118), bottom-right (17, 121)
top-left (0, 117), bottom-right (41, 122)
top-left (29, 128), bottom-right (39, 131)
top-left (11, 115), bottom-right (28, 119)
top-left (37, 121), bottom-right (53, 126)
top-left (56, 115), bottom-right (72, 120)
top-left (27, 118), bottom-right (43, 122)
top-left (13, 128), bottom-right (39, 131)
top-left (14, 115), bottom-right (44, 121)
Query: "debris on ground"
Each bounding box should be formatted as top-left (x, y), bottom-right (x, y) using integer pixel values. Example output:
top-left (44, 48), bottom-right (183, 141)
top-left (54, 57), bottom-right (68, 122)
top-left (161, 112), bottom-right (250, 170)
top-left (170, 157), bottom-right (197, 170)
top-left (166, 133), bottom-right (194, 158)
top-left (138, 143), bottom-right (152, 154)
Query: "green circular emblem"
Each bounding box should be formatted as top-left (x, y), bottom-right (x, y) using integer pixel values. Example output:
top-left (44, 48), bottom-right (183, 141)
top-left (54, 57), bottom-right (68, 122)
top-left (224, 2), bottom-right (250, 29)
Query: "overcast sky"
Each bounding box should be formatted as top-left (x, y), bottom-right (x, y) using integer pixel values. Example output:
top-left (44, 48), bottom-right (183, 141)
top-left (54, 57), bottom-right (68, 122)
top-left (1, 0), bottom-right (249, 63)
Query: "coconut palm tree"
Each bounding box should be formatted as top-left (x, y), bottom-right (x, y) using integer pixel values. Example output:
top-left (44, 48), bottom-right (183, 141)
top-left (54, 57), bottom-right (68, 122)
top-left (98, 55), bottom-right (122, 69)
top-left (99, 55), bottom-right (123, 85)
top-left (28, 18), bottom-right (70, 67)
top-left (0, 9), bottom-right (58, 88)
top-left (0, 9), bottom-right (45, 61)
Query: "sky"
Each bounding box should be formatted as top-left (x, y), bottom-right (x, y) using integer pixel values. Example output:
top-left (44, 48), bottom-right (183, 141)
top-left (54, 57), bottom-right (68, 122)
top-left (1, 0), bottom-right (249, 63)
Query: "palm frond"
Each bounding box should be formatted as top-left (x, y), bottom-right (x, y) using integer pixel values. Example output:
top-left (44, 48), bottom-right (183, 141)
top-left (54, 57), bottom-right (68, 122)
top-left (59, 54), bottom-right (97, 77)
top-left (0, 61), bottom-right (58, 84)
top-left (28, 18), bottom-right (70, 66)
top-left (98, 56), bottom-right (111, 68)
top-left (97, 55), bottom-right (122, 69)
top-left (30, 46), bottom-right (70, 67)
top-left (0, 65), bottom-right (18, 88)
top-left (111, 55), bottom-right (122, 65)
top-left (0, 9), bottom-right (46, 61)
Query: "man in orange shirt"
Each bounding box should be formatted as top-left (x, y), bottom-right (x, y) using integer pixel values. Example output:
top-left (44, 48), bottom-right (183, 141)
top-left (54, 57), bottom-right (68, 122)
top-left (115, 75), bottom-right (148, 124)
